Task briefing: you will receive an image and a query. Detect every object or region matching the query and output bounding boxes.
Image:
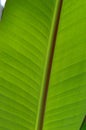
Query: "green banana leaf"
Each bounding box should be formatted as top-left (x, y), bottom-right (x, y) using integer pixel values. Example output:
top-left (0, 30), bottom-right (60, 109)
top-left (0, 0), bottom-right (59, 129)
top-left (0, 0), bottom-right (86, 130)
top-left (43, 0), bottom-right (86, 130)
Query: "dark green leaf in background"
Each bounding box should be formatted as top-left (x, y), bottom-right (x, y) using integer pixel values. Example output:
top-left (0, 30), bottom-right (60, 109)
top-left (80, 116), bottom-right (86, 130)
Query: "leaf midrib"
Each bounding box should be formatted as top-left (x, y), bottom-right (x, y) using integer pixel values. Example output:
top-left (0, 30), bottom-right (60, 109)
top-left (35, 0), bottom-right (63, 130)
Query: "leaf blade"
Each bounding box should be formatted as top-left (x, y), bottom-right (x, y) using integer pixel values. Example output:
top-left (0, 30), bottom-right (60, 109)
top-left (43, 0), bottom-right (86, 130)
top-left (0, 0), bottom-right (59, 129)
